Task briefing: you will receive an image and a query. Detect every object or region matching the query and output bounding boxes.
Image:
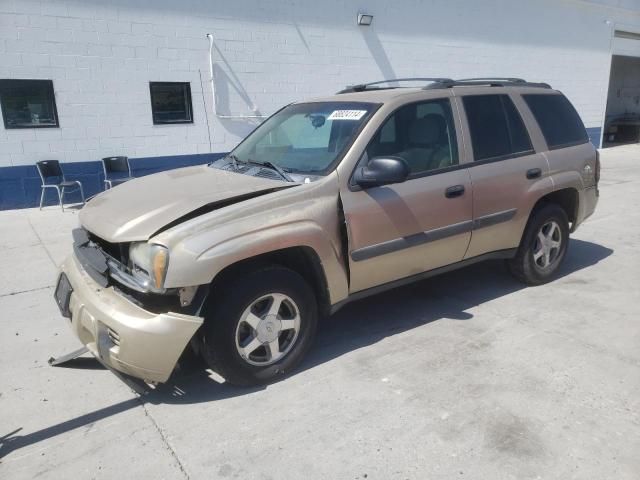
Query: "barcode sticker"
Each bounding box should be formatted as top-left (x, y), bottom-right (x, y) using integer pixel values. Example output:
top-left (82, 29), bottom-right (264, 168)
top-left (328, 110), bottom-right (367, 120)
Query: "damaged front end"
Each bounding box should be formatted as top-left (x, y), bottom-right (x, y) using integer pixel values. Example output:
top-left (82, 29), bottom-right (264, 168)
top-left (55, 228), bottom-right (206, 384)
top-left (72, 227), bottom-right (204, 311)
top-left (55, 163), bottom-right (302, 383)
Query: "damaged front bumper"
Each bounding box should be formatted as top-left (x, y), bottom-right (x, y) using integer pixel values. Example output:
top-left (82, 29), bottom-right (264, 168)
top-left (56, 254), bottom-right (203, 383)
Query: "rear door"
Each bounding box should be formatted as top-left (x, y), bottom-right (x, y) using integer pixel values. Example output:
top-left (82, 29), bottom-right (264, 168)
top-left (340, 97), bottom-right (473, 293)
top-left (455, 92), bottom-right (553, 258)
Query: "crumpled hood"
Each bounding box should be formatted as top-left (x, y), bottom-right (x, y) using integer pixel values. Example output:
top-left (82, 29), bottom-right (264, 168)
top-left (79, 165), bottom-right (293, 242)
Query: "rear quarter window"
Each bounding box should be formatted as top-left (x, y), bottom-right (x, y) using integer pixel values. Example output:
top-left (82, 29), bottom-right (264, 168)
top-left (522, 94), bottom-right (589, 149)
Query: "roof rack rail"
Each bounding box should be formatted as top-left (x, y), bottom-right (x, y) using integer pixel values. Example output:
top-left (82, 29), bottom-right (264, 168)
top-left (337, 77), bottom-right (454, 94)
top-left (425, 78), bottom-right (552, 89)
top-left (456, 77), bottom-right (527, 83)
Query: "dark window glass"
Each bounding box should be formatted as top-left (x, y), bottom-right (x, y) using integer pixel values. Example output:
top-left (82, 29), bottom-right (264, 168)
top-left (149, 82), bottom-right (193, 124)
top-left (463, 94), bottom-right (533, 162)
top-left (522, 94), bottom-right (588, 149)
top-left (366, 98), bottom-right (458, 175)
top-left (0, 79), bottom-right (59, 129)
top-left (503, 96), bottom-right (533, 154)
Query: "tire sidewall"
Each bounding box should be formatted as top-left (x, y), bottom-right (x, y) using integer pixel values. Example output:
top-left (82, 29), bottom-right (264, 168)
top-left (201, 267), bottom-right (318, 386)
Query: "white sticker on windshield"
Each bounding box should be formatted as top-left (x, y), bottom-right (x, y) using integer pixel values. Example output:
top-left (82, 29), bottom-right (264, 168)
top-left (328, 110), bottom-right (367, 121)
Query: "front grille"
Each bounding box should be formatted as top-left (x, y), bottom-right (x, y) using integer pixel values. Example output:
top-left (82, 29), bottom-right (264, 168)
top-left (73, 227), bottom-right (131, 288)
top-left (88, 231), bottom-right (129, 265)
top-left (73, 228), bottom-right (109, 287)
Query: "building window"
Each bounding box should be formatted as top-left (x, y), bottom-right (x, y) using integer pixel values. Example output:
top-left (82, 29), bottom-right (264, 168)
top-left (149, 82), bottom-right (193, 125)
top-left (0, 79), bottom-right (59, 129)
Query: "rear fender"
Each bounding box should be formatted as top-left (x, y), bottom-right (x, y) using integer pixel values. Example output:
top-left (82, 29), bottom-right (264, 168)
top-left (550, 170), bottom-right (585, 192)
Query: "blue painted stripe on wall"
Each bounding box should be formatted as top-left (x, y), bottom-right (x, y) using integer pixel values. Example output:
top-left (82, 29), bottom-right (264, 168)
top-left (0, 152), bottom-right (226, 211)
top-left (586, 127), bottom-right (602, 148)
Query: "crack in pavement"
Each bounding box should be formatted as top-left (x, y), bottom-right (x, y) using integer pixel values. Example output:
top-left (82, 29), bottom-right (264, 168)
top-left (26, 215), bottom-right (58, 268)
top-left (137, 399), bottom-right (191, 479)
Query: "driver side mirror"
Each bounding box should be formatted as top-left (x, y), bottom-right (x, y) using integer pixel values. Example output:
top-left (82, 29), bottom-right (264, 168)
top-left (353, 156), bottom-right (410, 188)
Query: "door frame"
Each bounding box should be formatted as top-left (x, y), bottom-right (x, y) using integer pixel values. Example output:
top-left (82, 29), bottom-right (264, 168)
top-left (599, 22), bottom-right (640, 149)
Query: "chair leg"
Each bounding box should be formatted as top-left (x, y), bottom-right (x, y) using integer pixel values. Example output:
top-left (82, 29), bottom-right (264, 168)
top-left (39, 187), bottom-right (45, 210)
top-left (57, 186), bottom-right (64, 212)
top-left (76, 181), bottom-right (85, 205)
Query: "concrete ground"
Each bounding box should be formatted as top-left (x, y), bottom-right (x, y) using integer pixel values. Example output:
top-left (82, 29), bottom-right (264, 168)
top-left (1, 145), bottom-right (639, 480)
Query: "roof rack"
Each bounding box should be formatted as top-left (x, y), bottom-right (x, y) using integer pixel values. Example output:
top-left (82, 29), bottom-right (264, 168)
top-left (337, 77), bottom-right (454, 94)
top-left (456, 77), bottom-right (527, 83)
top-left (425, 78), bottom-right (552, 89)
top-left (337, 77), bottom-right (551, 94)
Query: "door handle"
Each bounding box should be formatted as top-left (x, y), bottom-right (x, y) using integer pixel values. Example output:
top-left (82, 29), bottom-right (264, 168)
top-left (445, 185), bottom-right (465, 198)
top-left (526, 168), bottom-right (542, 179)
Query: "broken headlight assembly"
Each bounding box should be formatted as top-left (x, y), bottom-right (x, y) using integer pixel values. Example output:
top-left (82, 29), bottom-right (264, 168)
top-left (129, 242), bottom-right (169, 292)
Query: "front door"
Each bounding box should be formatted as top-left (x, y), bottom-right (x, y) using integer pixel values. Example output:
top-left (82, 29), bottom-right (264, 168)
top-left (340, 97), bottom-right (473, 293)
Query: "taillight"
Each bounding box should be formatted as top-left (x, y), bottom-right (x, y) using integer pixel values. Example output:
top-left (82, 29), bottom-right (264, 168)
top-left (595, 150), bottom-right (601, 185)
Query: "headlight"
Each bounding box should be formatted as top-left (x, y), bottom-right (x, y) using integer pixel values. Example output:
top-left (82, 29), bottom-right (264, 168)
top-left (129, 242), bottom-right (169, 291)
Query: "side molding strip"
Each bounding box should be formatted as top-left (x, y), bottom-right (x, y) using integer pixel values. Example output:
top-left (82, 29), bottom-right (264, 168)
top-left (472, 208), bottom-right (517, 230)
top-left (350, 209), bottom-right (517, 262)
top-left (351, 220), bottom-right (473, 262)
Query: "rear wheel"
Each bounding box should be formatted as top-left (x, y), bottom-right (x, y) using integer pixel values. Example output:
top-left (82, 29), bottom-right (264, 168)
top-left (200, 266), bottom-right (318, 386)
top-left (508, 203), bottom-right (569, 285)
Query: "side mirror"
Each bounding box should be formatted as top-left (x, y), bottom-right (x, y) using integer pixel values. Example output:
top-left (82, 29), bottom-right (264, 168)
top-left (353, 156), bottom-right (410, 188)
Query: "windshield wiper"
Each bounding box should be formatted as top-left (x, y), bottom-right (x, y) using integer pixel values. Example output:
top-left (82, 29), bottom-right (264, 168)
top-left (224, 154), bottom-right (294, 182)
top-left (253, 160), bottom-right (294, 182)
top-left (224, 154), bottom-right (241, 170)
top-left (240, 158), bottom-right (293, 182)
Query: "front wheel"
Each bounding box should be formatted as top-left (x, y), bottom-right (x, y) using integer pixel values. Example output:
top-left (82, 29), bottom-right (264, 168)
top-left (200, 266), bottom-right (318, 386)
top-left (508, 203), bottom-right (569, 285)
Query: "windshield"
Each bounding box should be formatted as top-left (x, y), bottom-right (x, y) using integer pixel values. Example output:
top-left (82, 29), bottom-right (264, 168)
top-left (228, 101), bottom-right (378, 174)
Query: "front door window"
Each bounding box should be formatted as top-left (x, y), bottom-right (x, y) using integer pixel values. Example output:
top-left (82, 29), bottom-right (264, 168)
top-left (366, 98), bottom-right (459, 175)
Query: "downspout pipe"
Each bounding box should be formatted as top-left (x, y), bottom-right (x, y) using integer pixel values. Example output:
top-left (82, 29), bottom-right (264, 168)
top-left (206, 33), bottom-right (267, 119)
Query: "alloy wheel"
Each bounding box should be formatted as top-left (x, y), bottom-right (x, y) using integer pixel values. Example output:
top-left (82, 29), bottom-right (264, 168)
top-left (532, 220), bottom-right (563, 269)
top-left (235, 293), bottom-right (301, 366)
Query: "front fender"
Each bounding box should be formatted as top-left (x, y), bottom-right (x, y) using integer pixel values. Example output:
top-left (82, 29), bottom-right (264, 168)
top-left (165, 221), bottom-right (349, 305)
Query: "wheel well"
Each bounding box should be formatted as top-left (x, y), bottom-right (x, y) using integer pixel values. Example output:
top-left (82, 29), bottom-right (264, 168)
top-left (533, 188), bottom-right (579, 226)
top-left (209, 247), bottom-right (331, 317)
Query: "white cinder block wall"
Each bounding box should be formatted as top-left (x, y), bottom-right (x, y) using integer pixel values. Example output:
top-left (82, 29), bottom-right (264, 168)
top-left (0, 0), bottom-right (639, 171)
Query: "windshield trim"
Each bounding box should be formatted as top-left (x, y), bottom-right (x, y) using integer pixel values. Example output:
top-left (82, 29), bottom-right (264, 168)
top-left (225, 101), bottom-right (383, 176)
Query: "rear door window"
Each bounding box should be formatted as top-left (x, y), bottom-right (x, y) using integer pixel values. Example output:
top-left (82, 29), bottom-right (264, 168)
top-left (522, 94), bottom-right (589, 149)
top-left (463, 94), bottom-right (534, 162)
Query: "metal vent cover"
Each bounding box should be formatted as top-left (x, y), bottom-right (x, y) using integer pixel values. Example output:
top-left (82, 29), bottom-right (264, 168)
top-left (254, 168), bottom-right (282, 180)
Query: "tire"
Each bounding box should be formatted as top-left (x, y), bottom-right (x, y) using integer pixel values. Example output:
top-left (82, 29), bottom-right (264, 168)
top-left (200, 265), bottom-right (318, 386)
top-left (508, 203), bottom-right (569, 285)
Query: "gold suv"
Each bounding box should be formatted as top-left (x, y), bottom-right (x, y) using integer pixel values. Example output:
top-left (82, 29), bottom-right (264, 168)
top-left (54, 78), bottom-right (600, 386)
